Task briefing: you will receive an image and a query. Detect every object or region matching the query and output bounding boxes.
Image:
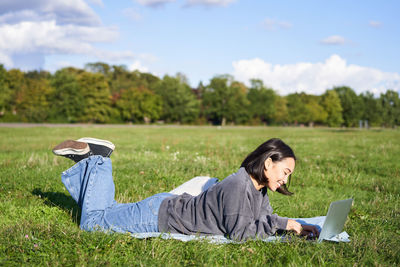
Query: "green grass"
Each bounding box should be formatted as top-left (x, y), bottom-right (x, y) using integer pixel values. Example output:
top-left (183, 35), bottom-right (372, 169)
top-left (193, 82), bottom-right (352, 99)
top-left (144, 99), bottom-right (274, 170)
top-left (0, 126), bottom-right (399, 266)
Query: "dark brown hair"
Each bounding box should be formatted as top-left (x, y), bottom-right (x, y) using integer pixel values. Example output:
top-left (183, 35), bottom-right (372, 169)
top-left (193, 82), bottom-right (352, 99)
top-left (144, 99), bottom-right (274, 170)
top-left (240, 138), bottom-right (296, 195)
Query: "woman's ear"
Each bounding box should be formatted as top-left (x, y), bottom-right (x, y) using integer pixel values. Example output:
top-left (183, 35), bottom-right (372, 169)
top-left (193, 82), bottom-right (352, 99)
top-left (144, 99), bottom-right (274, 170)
top-left (264, 157), bottom-right (272, 170)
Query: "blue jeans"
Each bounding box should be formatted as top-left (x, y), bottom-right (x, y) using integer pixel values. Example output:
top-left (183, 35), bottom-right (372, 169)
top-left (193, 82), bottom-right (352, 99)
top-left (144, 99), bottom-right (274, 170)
top-left (61, 155), bottom-right (173, 233)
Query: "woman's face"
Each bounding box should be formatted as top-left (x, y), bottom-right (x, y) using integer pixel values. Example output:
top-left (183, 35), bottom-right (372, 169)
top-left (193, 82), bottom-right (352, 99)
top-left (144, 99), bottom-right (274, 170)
top-left (264, 157), bottom-right (295, 192)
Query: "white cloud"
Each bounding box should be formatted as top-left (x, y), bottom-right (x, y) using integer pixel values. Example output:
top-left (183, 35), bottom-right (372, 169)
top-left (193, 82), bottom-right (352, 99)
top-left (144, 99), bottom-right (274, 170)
top-left (136, 0), bottom-right (235, 8)
top-left (0, 0), bottom-right (101, 26)
top-left (261, 18), bottom-right (292, 31)
top-left (135, 0), bottom-right (176, 8)
top-left (184, 0), bottom-right (235, 7)
top-left (0, 51), bottom-right (12, 67)
top-left (0, 21), bottom-right (124, 56)
top-left (320, 35), bottom-right (346, 45)
top-left (45, 60), bottom-right (78, 73)
top-left (93, 50), bottom-right (136, 62)
top-left (53, 60), bottom-right (74, 69)
top-left (122, 8), bottom-right (142, 21)
top-left (0, 0), bottom-right (141, 69)
top-left (128, 60), bottom-right (149, 72)
top-left (232, 54), bottom-right (400, 95)
top-left (138, 53), bottom-right (158, 62)
top-left (87, 0), bottom-right (104, 7)
top-left (369, 20), bottom-right (383, 28)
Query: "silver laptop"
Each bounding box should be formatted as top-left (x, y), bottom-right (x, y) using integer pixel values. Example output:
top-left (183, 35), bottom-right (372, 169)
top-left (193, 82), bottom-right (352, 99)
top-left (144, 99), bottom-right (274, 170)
top-left (318, 198), bottom-right (353, 242)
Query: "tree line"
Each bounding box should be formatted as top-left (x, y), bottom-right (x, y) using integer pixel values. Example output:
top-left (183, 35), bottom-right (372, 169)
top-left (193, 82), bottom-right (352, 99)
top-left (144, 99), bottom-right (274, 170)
top-left (0, 63), bottom-right (399, 127)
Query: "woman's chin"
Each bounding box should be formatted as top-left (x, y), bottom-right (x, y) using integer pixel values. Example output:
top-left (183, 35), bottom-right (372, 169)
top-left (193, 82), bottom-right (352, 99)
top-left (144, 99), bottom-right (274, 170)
top-left (267, 185), bottom-right (277, 192)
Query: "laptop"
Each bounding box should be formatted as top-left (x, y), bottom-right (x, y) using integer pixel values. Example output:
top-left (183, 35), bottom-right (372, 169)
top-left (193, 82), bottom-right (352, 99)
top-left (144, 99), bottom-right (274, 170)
top-left (317, 198), bottom-right (353, 242)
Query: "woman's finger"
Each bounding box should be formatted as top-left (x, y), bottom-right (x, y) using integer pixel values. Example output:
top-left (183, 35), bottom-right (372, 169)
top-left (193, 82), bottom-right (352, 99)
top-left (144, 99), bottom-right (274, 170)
top-left (309, 226), bottom-right (319, 237)
top-left (313, 226), bottom-right (320, 237)
top-left (301, 225), bottom-right (319, 238)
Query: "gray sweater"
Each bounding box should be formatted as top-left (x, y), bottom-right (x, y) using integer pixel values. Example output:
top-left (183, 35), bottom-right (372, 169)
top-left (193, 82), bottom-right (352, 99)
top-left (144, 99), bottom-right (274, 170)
top-left (158, 167), bottom-right (288, 241)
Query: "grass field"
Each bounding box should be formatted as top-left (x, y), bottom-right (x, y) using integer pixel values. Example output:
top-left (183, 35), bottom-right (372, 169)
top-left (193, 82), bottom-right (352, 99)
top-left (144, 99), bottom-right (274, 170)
top-left (0, 125), bottom-right (399, 266)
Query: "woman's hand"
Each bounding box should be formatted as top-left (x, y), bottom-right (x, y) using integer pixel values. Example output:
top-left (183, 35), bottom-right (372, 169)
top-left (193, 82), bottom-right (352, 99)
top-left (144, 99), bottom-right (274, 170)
top-left (286, 219), bottom-right (302, 234)
top-left (300, 224), bottom-right (319, 239)
top-left (286, 219), bottom-right (320, 239)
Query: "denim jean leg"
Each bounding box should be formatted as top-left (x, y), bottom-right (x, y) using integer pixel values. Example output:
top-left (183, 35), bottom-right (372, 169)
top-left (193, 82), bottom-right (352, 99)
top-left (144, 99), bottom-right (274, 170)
top-left (100, 193), bottom-right (173, 233)
top-left (61, 155), bottom-right (116, 230)
top-left (62, 156), bottom-right (174, 233)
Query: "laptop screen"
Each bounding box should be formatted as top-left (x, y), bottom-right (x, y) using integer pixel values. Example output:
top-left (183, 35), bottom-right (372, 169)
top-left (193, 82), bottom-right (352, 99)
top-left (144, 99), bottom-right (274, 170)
top-left (318, 198), bottom-right (353, 242)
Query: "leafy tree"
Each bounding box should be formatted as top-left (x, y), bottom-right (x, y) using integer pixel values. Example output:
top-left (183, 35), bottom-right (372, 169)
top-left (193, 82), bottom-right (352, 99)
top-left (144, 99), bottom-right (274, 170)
top-left (176, 72), bottom-right (189, 85)
top-left (3, 63), bottom-right (398, 127)
top-left (85, 62), bottom-right (111, 76)
top-left (116, 86), bottom-right (162, 123)
top-left (273, 95), bottom-right (288, 124)
top-left (25, 70), bottom-right (51, 80)
top-left (108, 65), bottom-right (133, 94)
top-left (84, 63), bottom-right (162, 96)
top-left (202, 75), bottom-right (250, 125)
top-left (247, 79), bottom-right (277, 124)
top-left (229, 81), bottom-right (251, 124)
top-left (155, 74), bottom-right (200, 123)
top-left (286, 93), bottom-right (327, 126)
top-left (380, 90), bottom-right (400, 127)
top-left (0, 65), bottom-right (11, 115)
top-left (333, 86), bottom-right (363, 127)
top-left (360, 91), bottom-right (382, 126)
top-left (286, 93), bottom-right (307, 124)
top-left (4, 69), bottom-right (25, 116)
top-left (77, 72), bottom-right (113, 123)
top-left (196, 81), bottom-right (206, 98)
top-left (49, 68), bottom-right (85, 122)
top-left (305, 96), bottom-right (328, 126)
top-left (15, 78), bottom-right (53, 122)
top-left (320, 90), bottom-right (343, 127)
top-left (137, 71), bottom-right (161, 92)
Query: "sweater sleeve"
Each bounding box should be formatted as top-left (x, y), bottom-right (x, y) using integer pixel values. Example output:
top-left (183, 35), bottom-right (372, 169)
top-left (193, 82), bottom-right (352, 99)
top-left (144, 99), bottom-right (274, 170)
top-left (221, 177), bottom-right (288, 241)
top-left (224, 213), bottom-right (288, 241)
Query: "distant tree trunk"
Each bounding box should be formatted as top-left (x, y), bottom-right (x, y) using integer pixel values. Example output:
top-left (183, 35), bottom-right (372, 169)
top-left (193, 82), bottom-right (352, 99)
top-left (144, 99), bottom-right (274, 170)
top-left (221, 117), bottom-right (226, 126)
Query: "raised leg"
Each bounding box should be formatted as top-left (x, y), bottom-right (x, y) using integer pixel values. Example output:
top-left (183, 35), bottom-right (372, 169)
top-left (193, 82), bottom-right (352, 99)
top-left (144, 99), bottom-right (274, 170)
top-left (61, 155), bottom-right (116, 228)
top-left (61, 155), bottom-right (172, 233)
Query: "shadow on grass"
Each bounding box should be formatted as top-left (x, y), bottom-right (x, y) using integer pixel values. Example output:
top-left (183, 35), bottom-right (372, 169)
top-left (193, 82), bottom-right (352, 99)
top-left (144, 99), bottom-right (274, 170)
top-left (32, 188), bottom-right (81, 225)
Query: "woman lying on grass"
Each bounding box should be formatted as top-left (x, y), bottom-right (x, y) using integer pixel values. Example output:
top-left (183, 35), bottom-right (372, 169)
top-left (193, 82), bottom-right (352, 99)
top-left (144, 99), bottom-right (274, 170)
top-left (53, 137), bottom-right (319, 241)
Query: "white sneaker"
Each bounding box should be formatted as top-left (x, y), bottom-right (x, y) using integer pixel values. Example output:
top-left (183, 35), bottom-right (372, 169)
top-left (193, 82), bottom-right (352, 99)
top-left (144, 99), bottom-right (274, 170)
top-left (77, 137), bottom-right (115, 157)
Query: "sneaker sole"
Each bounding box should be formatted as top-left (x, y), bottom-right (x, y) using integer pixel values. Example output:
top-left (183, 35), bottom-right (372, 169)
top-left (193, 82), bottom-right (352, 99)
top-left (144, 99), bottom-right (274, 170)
top-left (53, 140), bottom-right (90, 156)
top-left (76, 137), bottom-right (115, 150)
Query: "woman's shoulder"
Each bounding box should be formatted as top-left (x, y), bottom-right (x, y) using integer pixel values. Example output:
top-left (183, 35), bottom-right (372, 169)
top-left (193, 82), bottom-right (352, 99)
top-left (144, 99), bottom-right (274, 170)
top-left (218, 167), bottom-right (251, 189)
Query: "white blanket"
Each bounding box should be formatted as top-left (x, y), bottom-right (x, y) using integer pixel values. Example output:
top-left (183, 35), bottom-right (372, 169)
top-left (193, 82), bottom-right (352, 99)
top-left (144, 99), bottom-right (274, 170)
top-left (130, 216), bottom-right (350, 243)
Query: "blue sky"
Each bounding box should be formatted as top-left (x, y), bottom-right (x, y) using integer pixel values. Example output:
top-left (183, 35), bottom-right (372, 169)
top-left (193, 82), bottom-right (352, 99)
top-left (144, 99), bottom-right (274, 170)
top-left (0, 0), bottom-right (399, 95)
